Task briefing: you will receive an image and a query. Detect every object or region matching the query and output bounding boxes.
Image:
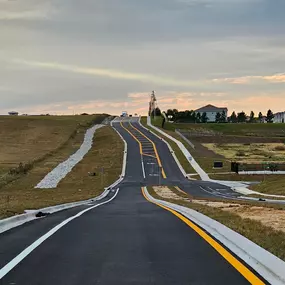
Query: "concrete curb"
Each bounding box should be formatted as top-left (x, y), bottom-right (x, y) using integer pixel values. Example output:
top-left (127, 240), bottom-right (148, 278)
top-left (143, 186), bottom-right (285, 285)
top-left (138, 117), bottom-right (187, 177)
top-left (0, 188), bottom-right (110, 235)
top-left (0, 119), bottom-right (127, 235)
top-left (111, 118), bottom-right (127, 180)
top-left (175, 129), bottom-right (195, 149)
top-left (147, 116), bottom-right (210, 181)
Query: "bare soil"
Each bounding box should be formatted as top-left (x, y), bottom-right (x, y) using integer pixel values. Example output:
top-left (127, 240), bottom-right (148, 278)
top-left (193, 200), bottom-right (285, 233)
top-left (153, 186), bottom-right (189, 201)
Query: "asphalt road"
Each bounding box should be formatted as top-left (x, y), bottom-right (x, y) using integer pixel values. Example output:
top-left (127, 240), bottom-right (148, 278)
top-left (0, 117), bottom-right (268, 284)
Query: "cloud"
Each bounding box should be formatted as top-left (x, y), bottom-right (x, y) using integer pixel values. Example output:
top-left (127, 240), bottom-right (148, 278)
top-left (12, 59), bottom-right (205, 88)
top-left (0, 2), bottom-right (55, 21)
top-left (213, 73), bottom-right (285, 84)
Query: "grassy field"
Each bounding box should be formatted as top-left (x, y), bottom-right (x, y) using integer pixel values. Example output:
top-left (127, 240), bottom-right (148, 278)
top-left (148, 186), bottom-right (285, 261)
top-left (0, 115), bottom-right (107, 189)
top-left (250, 176), bottom-right (285, 195)
top-left (0, 125), bottom-right (123, 219)
top-left (204, 143), bottom-right (285, 163)
top-left (155, 118), bottom-right (285, 137)
top-left (147, 116), bottom-right (231, 174)
top-left (140, 117), bottom-right (196, 175)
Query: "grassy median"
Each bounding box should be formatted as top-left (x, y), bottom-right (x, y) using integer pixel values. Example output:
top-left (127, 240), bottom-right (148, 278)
top-left (148, 186), bottom-right (285, 261)
top-left (0, 126), bottom-right (123, 219)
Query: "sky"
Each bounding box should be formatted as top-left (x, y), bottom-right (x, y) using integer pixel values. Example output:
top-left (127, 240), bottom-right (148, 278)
top-left (1, 0), bottom-right (285, 116)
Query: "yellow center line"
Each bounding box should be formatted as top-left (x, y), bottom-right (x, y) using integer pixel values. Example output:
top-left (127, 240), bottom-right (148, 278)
top-left (129, 122), bottom-right (167, 178)
top-left (120, 121), bottom-right (143, 154)
top-left (141, 187), bottom-right (265, 285)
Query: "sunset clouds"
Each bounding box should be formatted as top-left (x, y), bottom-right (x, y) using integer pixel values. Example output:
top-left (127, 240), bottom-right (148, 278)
top-left (1, 0), bottom-right (285, 115)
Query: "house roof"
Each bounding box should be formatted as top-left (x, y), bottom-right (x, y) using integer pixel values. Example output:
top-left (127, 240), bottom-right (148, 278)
top-left (195, 104), bottom-right (228, 113)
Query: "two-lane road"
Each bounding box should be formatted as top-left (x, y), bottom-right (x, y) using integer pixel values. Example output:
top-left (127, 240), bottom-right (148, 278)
top-left (0, 117), bottom-right (268, 284)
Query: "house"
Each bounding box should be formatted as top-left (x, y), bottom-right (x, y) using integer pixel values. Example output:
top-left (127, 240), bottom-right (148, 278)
top-left (195, 104), bottom-right (228, 122)
top-left (274, 112), bottom-right (285, 123)
top-left (8, 111), bottom-right (19, 116)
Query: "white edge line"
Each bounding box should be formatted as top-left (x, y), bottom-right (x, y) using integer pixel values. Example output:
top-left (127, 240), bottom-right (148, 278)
top-left (0, 119), bottom-right (127, 235)
top-left (142, 186), bottom-right (285, 285)
top-left (0, 188), bottom-right (119, 280)
top-left (141, 156), bottom-right (146, 179)
top-left (113, 117), bottom-right (145, 179)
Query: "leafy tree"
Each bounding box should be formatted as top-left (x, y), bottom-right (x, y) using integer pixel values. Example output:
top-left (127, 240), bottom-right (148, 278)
top-left (266, 109), bottom-right (274, 123)
top-left (151, 107), bottom-right (161, 117)
top-left (196, 112), bottom-right (201, 123)
top-left (249, 111), bottom-right (255, 123)
top-left (166, 109), bottom-right (174, 117)
top-left (201, 112), bottom-right (208, 123)
top-left (155, 107), bottom-right (161, 116)
top-left (237, 111), bottom-right (247, 123)
top-left (215, 112), bottom-right (221, 123)
top-left (220, 110), bottom-right (227, 123)
top-left (230, 111), bottom-right (237, 123)
top-left (258, 112), bottom-right (263, 123)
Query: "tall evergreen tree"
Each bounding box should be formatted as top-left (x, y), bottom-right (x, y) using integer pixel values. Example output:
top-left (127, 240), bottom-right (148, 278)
top-left (237, 111), bottom-right (247, 123)
top-left (258, 112), bottom-right (263, 123)
top-left (266, 109), bottom-right (274, 123)
top-left (196, 112), bottom-right (201, 123)
top-left (249, 111), bottom-right (255, 123)
top-left (230, 111), bottom-right (237, 123)
top-left (201, 112), bottom-right (208, 123)
top-left (215, 112), bottom-right (221, 123)
top-left (220, 110), bottom-right (227, 123)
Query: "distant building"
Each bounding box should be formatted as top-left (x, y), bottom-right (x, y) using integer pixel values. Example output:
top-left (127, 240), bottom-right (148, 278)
top-left (260, 116), bottom-right (267, 123)
top-left (274, 111), bottom-right (285, 123)
top-left (195, 104), bottom-right (228, 122)
top-left (8, 111), bottom-right (19, 116)
top-left (121, 111), bottom-right (128, 117)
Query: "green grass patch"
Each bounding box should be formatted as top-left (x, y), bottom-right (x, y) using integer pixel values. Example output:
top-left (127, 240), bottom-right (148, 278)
top-left (158, 119), bottom-right (285, 137)
top-left (250, 176), bottom-right (285, 195)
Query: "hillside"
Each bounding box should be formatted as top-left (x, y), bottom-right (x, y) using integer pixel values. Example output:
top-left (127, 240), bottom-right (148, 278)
top-left (0, 115), bottom-right (107, 188)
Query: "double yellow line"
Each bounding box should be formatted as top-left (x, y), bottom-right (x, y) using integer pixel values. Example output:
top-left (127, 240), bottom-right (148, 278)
top-left (141, 187), bottom-right (265, 285)
top-left (120, 121), bottom-right (143, 154)
top-left (130, 122), bottom-right (166, 178)
top-left (119, 121), bottom-right (166, 178)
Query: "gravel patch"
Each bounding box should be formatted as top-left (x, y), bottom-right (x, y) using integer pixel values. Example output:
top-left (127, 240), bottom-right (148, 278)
top-left (35, 124), bottom-right (104, 189)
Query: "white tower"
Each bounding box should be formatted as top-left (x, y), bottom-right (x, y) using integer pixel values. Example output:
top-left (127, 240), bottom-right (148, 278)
top-left (149, 91), bottom-right (157, 116)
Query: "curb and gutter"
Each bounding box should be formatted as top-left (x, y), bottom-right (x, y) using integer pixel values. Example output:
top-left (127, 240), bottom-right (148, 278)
top-left (139, 117), bottom-right (187, 177)
top-left (143, 186), bottom-right (285, 285)
top-left (147, 116), bottom-right (210, 181)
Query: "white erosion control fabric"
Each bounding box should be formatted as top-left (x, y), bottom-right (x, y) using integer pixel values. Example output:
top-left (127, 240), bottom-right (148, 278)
top-left (35, 124), bottom-right (104, 189)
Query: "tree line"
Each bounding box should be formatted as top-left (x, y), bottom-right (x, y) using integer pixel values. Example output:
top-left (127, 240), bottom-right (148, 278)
top-left (153, 108), bottom-right (275, 123)
top-left (228, 110), bottom-right (274, 123)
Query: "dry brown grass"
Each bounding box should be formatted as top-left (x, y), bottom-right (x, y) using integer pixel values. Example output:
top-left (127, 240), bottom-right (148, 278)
top-left (0, 125), bottom-right (123, 219)
top-left (203, 143), bottom-right (285, 163)
top-left (148, 186), bottom-right (285, 260)
top-left (0, 115), bottom-right (107, 188)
